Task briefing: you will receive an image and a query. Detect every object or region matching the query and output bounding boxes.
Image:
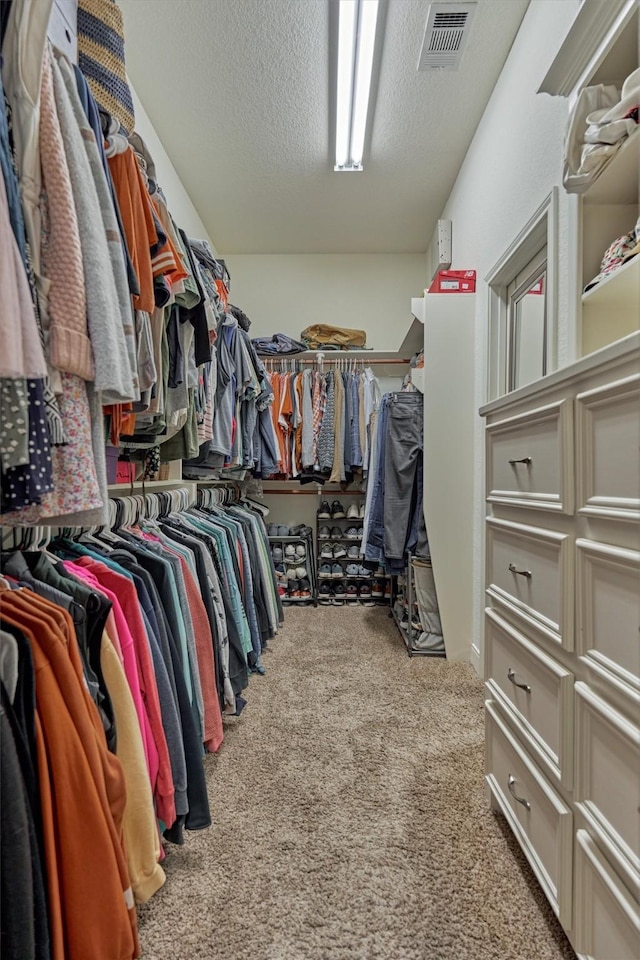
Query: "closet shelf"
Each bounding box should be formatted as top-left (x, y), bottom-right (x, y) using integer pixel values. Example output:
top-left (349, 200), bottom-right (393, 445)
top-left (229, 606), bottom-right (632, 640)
top-left (583, 128), bottom-right (640, 206)
top-left (107, 480), bottom-right (198, 496)
top-left (581, 255), bottom-right (640, 309)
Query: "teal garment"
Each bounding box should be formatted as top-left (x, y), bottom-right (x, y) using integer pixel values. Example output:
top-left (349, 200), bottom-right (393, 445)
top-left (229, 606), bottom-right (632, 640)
top-left (182, 513), bottom-right (252, 659)
top-left (207, 509), bottom-right (261, 660)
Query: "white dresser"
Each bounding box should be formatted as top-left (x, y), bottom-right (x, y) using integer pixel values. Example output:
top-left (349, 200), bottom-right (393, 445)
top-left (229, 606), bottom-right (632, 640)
top-left (480, 332), bottom-right (640, 959)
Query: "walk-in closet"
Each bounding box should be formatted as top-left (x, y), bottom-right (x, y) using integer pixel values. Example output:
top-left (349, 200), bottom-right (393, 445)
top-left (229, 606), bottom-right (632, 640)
top-left (1, 0), bottom-right (638, 958)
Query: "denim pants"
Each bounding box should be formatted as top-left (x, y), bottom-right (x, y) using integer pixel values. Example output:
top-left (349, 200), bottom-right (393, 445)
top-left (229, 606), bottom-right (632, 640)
top-left (383, 393), bottom-right (424, 561)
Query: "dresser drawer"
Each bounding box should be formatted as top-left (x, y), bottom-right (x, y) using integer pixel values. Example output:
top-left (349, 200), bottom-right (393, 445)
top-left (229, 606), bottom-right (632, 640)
top-left (485, 609), bottom-right (573, 787)
top-left (574, 830), bottom-right (640, 960)
top-left (486, 517), bottom-right (573, 649)
top-left (575, 682), bottom-right (640, 889)
top-left (577, 539), bottom-right (640, 702)
top-left (486, 400), bottom-right (573, 514)
top-left (576, 374), bottom-right (640, 522)
top-left (485, 700), bottom-right (573, 925)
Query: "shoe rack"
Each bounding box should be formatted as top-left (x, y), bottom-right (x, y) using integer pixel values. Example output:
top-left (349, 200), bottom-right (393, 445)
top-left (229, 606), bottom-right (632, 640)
top-left (391, 555), bottom-right (446, 657)
top-left (268, 529), bottom-right (317, 606)
top-left (315, 495), bottom-right (392, 607)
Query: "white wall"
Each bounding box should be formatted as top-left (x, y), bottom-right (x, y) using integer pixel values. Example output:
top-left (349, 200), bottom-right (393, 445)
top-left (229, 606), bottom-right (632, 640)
top-left (131, 86), bottom-right (218, 249)
top-left (432, 0), bottom-right (580, 672)
top-left (222, 254), bottom-right (427, 347)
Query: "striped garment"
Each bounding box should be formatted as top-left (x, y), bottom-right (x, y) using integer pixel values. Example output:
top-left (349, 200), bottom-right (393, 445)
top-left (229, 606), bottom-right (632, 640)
top-left (78, 0), bottom-right (135, 135)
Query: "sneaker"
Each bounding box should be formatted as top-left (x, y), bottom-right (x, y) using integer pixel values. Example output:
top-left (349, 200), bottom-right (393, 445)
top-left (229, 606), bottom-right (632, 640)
top-left (319, 563), bottom-right (333, 579)
top-left (346, 527), bottom-right (359, 539)
top-left (318, 526), bottom-right (331, 539)
top-left (288, 579), bottom-right (300, 598)
top-left (359, 582), bottom-right (372, 598)
top-left (277, 583), bottom-right (287, 597)
top-left (333, 543), bottom-right (347, 559)
top-left (346, 563), bottom-right (359, 577)
top-left (317, 500), bottom-right (331, 519)
top-left (332, 563), bottom-right (344, 579)
top-left (374, 565), bottom-right (385, 577)
top-left (346, 502), bottom-right (360, 519)
top-left (294, 544), bottom-right (306, 558)
top-left (331, 500), bottom-right (346, 519)
top-left (332, 583), bottom-right (346, 605)
top-left (277, 524), bottom-right (290, 537)
top-left (358, 502), bottom-right (366, 519)
top-left (274, 563), bottom-right (288, 582)
top-left (320, 543), bottom-right (334, 560)
top-left (384, 582), bottom-right (392, 599)
top-left (318, 583), bottom-right (332, 605)
top-left (299, 579), bottom-right (311, 598)
top-left (330, 526), bottom-right (343, 539)
top-left (267, 523), bottom-right (278, 536)
top-left (371, 579), bottom-right (384, 598)
top-left (272, 547), bottom-right (283, 563)
top-left (347, 544), bottom-right (360, 560)
top-left (358, 565), bottom-right (370, 578)
top-left (294, 566), bottom-right (307, 580)
top-left (346, 583), bottom-right (359, 603)
top-left (284, 544), bottom-right (296, 559)
top-left (355, 526), bottom-right (363, 539)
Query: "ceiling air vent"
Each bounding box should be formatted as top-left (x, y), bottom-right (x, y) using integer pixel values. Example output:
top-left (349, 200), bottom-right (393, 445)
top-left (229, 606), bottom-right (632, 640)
top-left (417, 2), bottom-right (477, 72)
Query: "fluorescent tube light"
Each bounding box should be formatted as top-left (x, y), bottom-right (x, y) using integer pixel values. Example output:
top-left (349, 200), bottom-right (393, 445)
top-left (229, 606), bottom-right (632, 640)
top-left (335, 0), bottom-right (379, 171)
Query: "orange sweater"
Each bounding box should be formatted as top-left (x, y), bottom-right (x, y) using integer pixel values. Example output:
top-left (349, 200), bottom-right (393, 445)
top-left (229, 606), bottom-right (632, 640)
top-left (109, 146), bottom-right (157, 314)
top-left (0, 591), bottom-right (140, 960)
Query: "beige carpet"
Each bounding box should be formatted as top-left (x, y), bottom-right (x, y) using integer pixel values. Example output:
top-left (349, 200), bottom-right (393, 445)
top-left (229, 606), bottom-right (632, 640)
top-left (138, 606), bottom-right (576, 960)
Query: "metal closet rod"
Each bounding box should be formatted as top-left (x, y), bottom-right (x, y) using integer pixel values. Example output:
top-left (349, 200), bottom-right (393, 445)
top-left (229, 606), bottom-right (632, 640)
top-left (264, 358), bottom-right (409, 366)
top-left (259, 489), bottom-right (365, 495)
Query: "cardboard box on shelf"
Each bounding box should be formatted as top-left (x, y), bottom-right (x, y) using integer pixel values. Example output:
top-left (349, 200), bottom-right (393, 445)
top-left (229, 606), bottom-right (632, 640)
top-left (428, 269), bottom-right (476, 293)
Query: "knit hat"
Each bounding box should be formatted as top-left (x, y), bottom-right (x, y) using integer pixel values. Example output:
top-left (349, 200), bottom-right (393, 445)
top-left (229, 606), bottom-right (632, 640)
top-left (77, 0), bottom-right (135, 135)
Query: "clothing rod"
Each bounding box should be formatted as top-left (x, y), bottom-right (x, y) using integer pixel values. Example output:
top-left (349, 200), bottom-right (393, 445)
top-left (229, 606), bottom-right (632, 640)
top-left (258, 489), bottom-right (356, 495)
top-left (262, 358), bottom-right (410, 365)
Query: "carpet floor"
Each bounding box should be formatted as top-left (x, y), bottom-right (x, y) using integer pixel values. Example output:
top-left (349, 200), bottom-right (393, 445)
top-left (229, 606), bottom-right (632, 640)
top-left (138, 606), bottom-right (576, 960)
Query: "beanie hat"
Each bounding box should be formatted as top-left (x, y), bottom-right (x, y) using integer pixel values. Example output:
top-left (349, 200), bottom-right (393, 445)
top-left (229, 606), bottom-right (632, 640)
top-left (77, 0), bottom-right (135, 135)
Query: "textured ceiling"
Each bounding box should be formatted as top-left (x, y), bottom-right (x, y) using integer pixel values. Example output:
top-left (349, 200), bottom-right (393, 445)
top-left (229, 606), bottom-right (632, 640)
top-left (120, 0), bottom-right (529, 254)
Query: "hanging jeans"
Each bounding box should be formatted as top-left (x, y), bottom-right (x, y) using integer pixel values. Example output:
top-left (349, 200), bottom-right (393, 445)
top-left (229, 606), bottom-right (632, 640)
top-left (383, 392), bottom-right (424, 561)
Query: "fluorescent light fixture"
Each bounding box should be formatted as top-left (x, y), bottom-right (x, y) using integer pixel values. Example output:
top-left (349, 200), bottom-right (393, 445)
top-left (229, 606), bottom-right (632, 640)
top-left (335, 0), bottom-right (379, 171)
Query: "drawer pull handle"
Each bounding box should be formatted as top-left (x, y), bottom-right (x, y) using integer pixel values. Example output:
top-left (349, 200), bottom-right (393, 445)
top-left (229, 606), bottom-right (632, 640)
top-left (508, 457), bottom-right (532, 466)
top-left (508, 775), bottom-right (531, 811)
top-left (507, 669), bottom-right (531, 693)
top-left (509, 563), bottom-right (532, 579)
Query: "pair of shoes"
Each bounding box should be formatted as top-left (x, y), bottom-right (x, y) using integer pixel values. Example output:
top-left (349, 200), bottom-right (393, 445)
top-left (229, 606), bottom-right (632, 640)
top-left (287, 578), bottom-right (312, 599)
top-left (318, 563), bottom-right (344, 579)
top-left (318, 525), bottom-right (344, 540)
top-left (346, 501), bottom-right (366, 520)
top-left (269, 524), bottom-right (289, 536)
top-left (346, 526), bottom-right (363, 540)
top-left (289, 524), bottom-right (312, 537)
top-left (345, 583), bottom-right (373, 602)
top-left (320, 542), bottom-right (346, 560)
top-left (371, 579), bottom-right (384, 598)
top-left (318, 583), bottom-right (346, 604)
top-left (287, 565), bottom-right (307, 579)
top-left (284, 544), bottom-right (306, 559)
top-left (345, 564), bottom-right (370, 577)
top-left (274, 563), bottom-right (288, 583)
top-left (317, 500), bottom-right (346, 519)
